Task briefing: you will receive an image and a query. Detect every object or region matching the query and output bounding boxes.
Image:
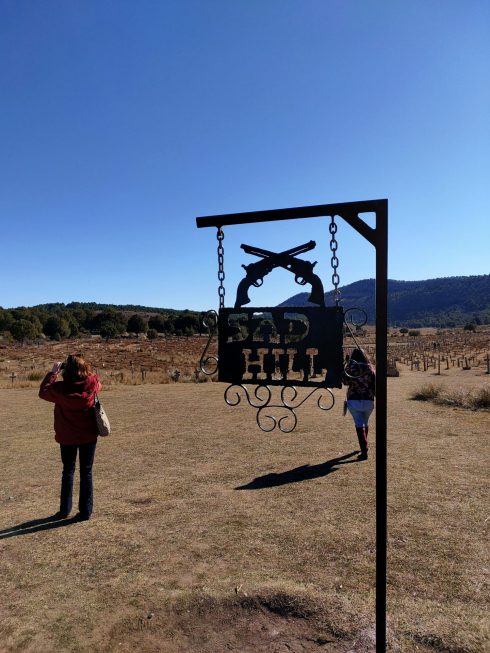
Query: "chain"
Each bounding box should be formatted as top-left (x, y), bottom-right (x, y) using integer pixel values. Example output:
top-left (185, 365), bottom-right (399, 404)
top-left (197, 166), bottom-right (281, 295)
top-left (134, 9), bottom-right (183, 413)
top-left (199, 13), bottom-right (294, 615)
top-left (217, 227), bottom-right (225, 309)
top-left (329, 216), bottom-right (341, 305)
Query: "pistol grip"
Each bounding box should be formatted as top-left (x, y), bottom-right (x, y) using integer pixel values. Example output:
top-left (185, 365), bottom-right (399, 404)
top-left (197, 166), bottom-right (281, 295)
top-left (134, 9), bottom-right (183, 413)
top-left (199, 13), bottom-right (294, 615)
top-left (235, 280), bottom-right (251, 308)
top-left (308, 277), bottom-right (325, 307)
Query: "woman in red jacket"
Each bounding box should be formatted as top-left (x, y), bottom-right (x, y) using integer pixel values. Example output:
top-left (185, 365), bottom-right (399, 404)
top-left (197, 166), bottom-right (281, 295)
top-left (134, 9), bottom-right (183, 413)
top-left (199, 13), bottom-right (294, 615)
top-left (39, 354), bottom-right (101, 520)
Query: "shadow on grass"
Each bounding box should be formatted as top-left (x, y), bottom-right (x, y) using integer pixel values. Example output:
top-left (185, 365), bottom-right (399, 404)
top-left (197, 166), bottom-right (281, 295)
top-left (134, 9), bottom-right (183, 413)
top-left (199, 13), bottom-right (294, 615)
top-left (235, 451), bottom-right (360, 490)
top-left (0, 514), bottom-right (80, 540)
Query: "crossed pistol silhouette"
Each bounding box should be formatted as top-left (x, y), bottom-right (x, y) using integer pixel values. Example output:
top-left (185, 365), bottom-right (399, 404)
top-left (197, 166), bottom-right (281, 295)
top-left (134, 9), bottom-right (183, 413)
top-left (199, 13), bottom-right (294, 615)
top-left (235, 240), bottom-right (325, 308)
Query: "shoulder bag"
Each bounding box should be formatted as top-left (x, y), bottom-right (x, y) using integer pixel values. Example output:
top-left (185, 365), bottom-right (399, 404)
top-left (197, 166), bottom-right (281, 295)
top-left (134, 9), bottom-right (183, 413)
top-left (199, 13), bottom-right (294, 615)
top-left (93, 393), bottom-right (111, 437)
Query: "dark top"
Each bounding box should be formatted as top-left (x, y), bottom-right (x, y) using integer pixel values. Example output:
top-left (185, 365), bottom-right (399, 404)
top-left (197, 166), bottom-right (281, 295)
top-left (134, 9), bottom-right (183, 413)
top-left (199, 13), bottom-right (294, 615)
top-left (342, 362), bottom-right (376, 400)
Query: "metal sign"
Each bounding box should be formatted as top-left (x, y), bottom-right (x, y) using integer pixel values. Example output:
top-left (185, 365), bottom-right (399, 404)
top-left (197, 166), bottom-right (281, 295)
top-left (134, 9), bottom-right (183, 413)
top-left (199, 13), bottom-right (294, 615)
top-left (198, 236), bottom-right (346, 432)
top-left (217, 306), bottom-right (344, 387)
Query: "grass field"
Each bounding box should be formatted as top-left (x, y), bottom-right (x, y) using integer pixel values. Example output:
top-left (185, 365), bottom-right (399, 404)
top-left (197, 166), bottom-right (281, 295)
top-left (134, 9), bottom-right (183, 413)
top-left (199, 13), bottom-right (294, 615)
top-left (0, 366), bottom-right (488, 652)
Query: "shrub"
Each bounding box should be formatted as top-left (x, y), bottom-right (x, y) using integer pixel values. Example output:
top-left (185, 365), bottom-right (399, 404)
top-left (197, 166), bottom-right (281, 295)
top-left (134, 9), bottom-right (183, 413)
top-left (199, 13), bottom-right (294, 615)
top-left (27, 371), bottom-right (44, 381)
top-left (408, 330), bottom-right (420, 337)
top-left (163, 318), bottom-right (175, 335)
top-left (91, 310), bottom-right (127, 335)
top-left (127, 314), bottom-right (148, 334)
top-left (174, 314), bottom-right (200, 335)
top-left (470, 386), bottom-right (490, 409)
top-left (148, 316), bottom-right (166, 332)
top-left (0, 309), bottom-right (14, 332)
top-left (100, 322), bottom-right (121, 339)
top-left (464, 323), bottom-right (476, 332)
top-left (411, 383), bottom-right (441, 401)
top-left (43, 316), bottom-right (70, 340)
top-left (10, 319), bottom-right (42, 342)
top-left (411, 383), bottom-right (490, 410)
top-left (147, 328), bottom-right (158, 340)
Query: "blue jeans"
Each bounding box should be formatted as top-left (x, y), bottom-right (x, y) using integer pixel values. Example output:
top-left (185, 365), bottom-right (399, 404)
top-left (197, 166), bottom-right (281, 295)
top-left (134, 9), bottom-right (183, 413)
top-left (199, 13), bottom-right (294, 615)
top-left (60, 442), bottom-right (97, 517)
top-left (346, 399), bottom-right (374, 427)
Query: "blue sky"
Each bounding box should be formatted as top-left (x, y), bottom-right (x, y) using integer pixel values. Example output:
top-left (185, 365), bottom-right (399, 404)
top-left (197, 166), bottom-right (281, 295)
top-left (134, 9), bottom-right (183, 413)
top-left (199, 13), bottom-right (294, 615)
top-left (1, 1), bottom-right (489, 310)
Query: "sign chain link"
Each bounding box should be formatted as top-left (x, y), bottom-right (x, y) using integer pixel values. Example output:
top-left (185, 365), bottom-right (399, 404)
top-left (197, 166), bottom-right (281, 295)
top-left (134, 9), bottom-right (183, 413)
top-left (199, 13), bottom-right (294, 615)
top-left (217, 227), bottom-right (225, 309)
top-left (329, 216), bottom-right (341, 305)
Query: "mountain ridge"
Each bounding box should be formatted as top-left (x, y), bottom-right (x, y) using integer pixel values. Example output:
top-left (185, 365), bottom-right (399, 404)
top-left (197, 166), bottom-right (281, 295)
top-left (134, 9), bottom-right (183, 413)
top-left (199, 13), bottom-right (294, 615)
top-left (278, 274), bottom-right (490, 327)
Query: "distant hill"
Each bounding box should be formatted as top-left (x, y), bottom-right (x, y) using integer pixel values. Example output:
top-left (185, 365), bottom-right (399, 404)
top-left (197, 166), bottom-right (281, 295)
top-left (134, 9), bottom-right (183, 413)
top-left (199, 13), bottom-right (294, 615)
top-left (278, 275), bottom-right (490, 327)
top-left (35, 302), bottom-right (186, 316)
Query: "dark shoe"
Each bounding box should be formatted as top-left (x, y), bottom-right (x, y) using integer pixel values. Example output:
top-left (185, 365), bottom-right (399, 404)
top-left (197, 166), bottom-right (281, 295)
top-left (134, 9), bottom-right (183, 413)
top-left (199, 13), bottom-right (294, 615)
top-left (74, 512), bottom-right (91, 522)
top-left (54, 511), bottom-right (70, 520)
top-left (357, 452), bottom-right (368, 461)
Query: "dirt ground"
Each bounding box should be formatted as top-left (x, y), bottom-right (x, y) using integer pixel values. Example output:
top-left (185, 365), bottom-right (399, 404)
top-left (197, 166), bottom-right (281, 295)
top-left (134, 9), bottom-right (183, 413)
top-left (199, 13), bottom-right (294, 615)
top-left (0, 363), bottom-right (489, 652)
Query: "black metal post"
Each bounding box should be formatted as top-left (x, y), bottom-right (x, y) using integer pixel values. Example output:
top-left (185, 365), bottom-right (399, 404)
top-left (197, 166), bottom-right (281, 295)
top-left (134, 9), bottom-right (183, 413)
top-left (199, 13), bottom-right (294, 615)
top-left (375, 201), bottom-right (388, 653)
top-left (196, 200), bottom-right (388, 652)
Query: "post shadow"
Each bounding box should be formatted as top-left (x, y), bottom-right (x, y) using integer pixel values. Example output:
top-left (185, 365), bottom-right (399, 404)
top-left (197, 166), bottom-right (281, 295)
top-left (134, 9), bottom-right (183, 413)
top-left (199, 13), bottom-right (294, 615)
top-left (235, 451), bottom-right (359, 490)
top-left (0, 514), bottom-right (79, 540)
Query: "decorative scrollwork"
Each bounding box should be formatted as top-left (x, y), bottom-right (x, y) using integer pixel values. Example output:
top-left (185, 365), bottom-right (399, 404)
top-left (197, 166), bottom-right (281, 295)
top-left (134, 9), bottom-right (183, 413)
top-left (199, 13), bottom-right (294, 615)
top-left (280, 385), bottom-right (335, 411)
top-left (257, 405), bottom-right (297, 433)
top-left (344, 307), bottom-right (368, 328)
top-left (224, 383), bottom-right (336, 432)
top-left (342, 307), bottom-right (371, 379)
top-left (343, 306), bottom-right (368, 354)
top-left (224, 384), bottom-right (271, 409)
top-left (343, 359), bottom-right (365, 379)
top-left (199, 310), bottom-right (218, 375)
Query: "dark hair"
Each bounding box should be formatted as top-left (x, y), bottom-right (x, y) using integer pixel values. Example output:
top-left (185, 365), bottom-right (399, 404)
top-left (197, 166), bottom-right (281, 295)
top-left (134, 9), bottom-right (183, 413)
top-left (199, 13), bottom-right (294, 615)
top-left (350, 348), bottom-right (370, 365)
top-left (62, 354), bottom-right (92, 383)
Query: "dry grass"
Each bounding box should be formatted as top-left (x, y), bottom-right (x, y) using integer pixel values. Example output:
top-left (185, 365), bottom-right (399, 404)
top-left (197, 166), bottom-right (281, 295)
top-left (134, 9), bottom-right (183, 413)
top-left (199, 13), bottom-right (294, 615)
top-left (411, 383), bottom-right (490, 410)
top-left (410, 383), bottom-right (443, 402)
top-left (0, 335), bottom-right (213, 389)
top-left (0, 367), bottom-right (489, 652)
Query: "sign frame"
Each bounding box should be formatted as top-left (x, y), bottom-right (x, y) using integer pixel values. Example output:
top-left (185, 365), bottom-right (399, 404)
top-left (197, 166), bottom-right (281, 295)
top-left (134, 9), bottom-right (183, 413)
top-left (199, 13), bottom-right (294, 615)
top-left (196, 199), bottom-right (388, 653)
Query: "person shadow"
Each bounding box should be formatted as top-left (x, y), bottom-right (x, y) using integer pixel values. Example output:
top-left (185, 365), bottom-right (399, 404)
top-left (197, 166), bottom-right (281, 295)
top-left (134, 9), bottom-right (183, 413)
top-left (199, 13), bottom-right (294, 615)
top-left (0, 514), bottom-right (79, 540)
top-left (235, 451), bottom-right (360, 490)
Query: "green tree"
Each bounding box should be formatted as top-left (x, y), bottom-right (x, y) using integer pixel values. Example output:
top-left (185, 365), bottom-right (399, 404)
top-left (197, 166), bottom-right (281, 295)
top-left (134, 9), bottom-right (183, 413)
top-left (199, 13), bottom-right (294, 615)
top-left (127, 314), bottom-right (148, 334)
top-left (100, 322), bottom-right (121, 339)
top-left (80, 308), bottom-right (96, 331)
top-left (163, 318), bottom-right (175, 335)
top-left (11, 319), bottom-right (42, 342)
top-left (43, 316), bottom-right (71, 340)
top-left (92, 310), bottom-right (127, 335)
top-left (0, 309), bottom-right (14, 332)
top-left (148, 315), bottom-right (166, 332)
top-left (174, 314), bottom-right (199, 335)
top-left (66, 314), bottom-right (80, 337)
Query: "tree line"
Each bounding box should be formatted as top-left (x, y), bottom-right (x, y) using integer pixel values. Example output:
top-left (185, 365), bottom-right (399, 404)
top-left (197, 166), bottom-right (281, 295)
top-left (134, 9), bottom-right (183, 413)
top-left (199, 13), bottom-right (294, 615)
top-left (0, 303), bottom-right (202, 342)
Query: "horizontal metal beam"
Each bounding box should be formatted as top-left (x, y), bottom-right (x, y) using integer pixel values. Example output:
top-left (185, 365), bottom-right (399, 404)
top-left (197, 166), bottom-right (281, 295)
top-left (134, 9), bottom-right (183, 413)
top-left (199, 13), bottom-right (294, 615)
top-left (196, 199), bottom-right (386, 246)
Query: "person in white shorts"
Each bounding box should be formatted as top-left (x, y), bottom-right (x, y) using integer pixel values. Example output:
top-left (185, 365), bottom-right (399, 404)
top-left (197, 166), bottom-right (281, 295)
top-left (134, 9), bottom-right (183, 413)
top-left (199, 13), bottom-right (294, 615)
top-left (342, 348), bottom-right (376, 461)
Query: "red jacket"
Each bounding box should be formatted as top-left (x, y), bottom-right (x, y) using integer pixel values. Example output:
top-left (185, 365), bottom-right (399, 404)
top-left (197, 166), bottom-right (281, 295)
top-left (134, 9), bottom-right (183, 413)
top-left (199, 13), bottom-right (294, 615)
top-left (39, 373), bottom-right (102, 445)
